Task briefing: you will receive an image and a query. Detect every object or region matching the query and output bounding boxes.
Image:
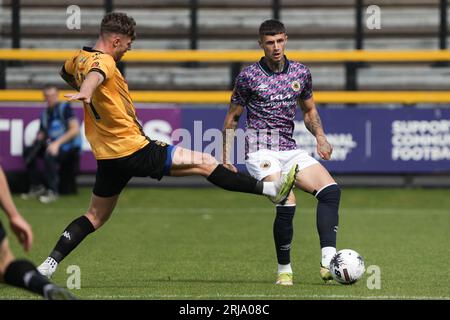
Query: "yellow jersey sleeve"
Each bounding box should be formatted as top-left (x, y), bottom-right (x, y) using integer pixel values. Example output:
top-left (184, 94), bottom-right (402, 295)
top-left (88, 54), bottom-right (116, 80)
top-left (63, 54), bottom-right (78, 75)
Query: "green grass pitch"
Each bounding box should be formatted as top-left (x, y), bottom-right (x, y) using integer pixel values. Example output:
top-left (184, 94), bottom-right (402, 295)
top-left (1, 187), bottom-right (449, 300)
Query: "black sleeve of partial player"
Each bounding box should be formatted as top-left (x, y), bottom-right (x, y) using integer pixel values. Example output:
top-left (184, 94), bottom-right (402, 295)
top-left (60, 65), bottom-right (72, 79)
top-left (60, 65), bottom-right (79, 91)
top-left (88, 68), bottom-right (107, 81)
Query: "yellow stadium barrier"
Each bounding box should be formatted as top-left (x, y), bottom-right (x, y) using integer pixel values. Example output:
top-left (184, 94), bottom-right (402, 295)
top-left (1, 49), bottom-right (450, 104)
top-left (1, 90), bottom-right (450, 104)
top-left (1, 49), bottom-right (450, 62)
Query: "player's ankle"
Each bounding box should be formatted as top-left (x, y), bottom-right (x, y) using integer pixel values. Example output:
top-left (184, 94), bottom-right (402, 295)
top-left (277, 263), bottom-right (292, 275)
top-left (321, 246), bottom-right (336, 268)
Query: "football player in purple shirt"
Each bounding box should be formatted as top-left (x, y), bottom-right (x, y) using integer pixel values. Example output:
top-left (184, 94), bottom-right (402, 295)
top-left (222, 19), bottom-right (341, 285)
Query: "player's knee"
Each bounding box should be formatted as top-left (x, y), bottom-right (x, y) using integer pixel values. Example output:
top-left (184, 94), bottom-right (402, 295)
top-left (85, 210), bottom-right (110, 230)
top-left (202, 153), bottom-right (218, 166)
top-left (315, 184), bottom-right (341, 204)
top-left (198, 153), bottom-right (218, 176)
top-left (283, 191), bottom-right (296, 206)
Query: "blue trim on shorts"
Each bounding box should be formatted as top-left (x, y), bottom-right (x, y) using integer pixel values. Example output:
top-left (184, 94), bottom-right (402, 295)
top-left (163, 145), bottom-right (177, 176)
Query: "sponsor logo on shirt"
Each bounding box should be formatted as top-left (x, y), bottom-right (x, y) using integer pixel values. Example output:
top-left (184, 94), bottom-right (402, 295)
top-left (270, 94), bottom-right (292, 101)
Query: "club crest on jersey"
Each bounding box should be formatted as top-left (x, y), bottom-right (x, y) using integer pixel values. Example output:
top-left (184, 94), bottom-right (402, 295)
top-left (291, 81), bottom-right (301, 92)
top-left (260, 160), bottom-right (271, 170)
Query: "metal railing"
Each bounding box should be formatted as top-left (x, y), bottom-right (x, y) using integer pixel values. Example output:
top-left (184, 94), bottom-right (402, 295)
top-left (3, 49), bottom-right (450, 62)
top-left (1, 89), bottom-right (450, 104)
top-left (1, 48), bottom-right (450, 103)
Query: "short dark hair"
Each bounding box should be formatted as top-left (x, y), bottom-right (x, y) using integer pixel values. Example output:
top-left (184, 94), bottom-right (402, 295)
top-left (100, 12), bottom-right (136, 40)
top-left (259, 19), bottom-right (286, 37)
top-left (43, 84), bottom-right (58, 92)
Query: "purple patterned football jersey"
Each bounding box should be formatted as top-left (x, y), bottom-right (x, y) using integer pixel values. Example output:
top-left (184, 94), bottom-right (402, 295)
top-left (231, 56), bottom-right (313, 155)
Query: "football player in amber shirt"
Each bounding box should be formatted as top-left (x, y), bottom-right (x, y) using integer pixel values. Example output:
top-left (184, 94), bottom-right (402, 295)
top-left (37, 12), bottom-right (298, 278)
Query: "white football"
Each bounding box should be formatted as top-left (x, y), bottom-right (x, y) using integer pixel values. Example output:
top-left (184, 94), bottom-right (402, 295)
top-left (329, 249), bottom-right (365, 284)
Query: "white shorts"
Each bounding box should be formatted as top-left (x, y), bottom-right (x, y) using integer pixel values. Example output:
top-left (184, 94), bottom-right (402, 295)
top-left (245, 149), bottom-right (319, 180)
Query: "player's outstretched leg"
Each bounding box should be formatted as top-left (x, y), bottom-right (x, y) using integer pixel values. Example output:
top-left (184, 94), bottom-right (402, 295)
top-left (169, 147), bottom-right (298, 204)
top-left (0, 239), bottom-right (76, 300)
top-left (38, 194), bottom-right (118, 278)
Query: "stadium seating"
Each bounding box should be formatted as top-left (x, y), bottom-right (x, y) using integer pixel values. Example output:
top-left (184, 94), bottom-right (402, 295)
top-left (1, 0), bottom-right (450, 91)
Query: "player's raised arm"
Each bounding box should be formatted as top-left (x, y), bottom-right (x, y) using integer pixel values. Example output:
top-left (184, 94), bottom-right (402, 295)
top-left (222, 103), bottom-right (244, 172)
top-left (298, 97), bottom-right (333, 160)
top-left (65, 71), bottom-right (104, 104)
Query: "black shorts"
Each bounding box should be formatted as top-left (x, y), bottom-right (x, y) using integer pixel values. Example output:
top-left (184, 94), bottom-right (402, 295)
top-left (0, 220), bottom-right (6, 243)
top-left (93, 140), bottom-right (176, 197)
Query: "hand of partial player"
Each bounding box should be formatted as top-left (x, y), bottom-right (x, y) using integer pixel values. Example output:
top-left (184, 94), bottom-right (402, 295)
top-left (9, 214), bottom-right (33, 252)
top-left (65, 92), bottom-right (91, 104)
top-left (317, 136), bottom-right (333, 160)
top-left (46, 141), bottom-right (60, 157)
top-left (223, 163), bottom-right (238, 173)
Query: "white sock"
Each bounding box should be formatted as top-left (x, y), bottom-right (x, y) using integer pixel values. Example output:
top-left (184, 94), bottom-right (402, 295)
top-left (278, 263), bottom-right (292, 275)
top-left (40, 257), bottom-right (58, 272)
top-left (262, 181), bottom-right (277, 197)
top-left (47, 257), bottom-right (58, 268)
top-left (321, 246), bottom-right (336, 267)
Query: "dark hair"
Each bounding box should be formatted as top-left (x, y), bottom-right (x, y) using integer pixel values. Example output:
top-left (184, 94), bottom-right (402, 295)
top-left (100, 12), bottom-right (136, 40)
top-left (259, 19), bottom-right (286, 37)
top-left (43, 84), bottom-right (58, 91)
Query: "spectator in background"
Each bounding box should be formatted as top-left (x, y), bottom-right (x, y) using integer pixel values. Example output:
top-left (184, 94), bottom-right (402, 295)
top-left (21, 85), bottom-right (81, 203)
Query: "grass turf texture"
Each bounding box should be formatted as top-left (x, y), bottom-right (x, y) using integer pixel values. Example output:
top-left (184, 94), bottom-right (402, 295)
top-left (1, 187), bottom-right (449, 300)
